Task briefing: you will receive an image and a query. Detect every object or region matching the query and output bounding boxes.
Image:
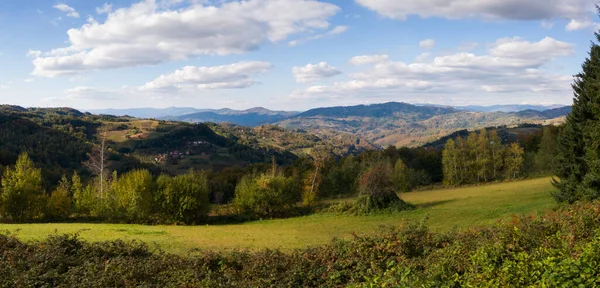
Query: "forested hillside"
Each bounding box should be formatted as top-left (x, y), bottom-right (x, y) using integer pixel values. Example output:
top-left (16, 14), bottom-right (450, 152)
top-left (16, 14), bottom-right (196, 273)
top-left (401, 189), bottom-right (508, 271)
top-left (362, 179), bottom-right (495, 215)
top-left (277, 102), bottom-right (568, 147)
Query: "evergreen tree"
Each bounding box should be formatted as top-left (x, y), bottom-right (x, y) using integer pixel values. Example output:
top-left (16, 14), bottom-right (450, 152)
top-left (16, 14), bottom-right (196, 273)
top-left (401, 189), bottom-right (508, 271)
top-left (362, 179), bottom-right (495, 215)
top-left (553, 31), bottom-right (600, 203)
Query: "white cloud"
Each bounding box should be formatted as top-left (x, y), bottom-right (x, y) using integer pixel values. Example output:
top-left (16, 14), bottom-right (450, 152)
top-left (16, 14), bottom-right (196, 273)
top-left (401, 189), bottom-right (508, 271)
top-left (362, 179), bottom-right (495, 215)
top-left (348, 54), bottom-right (390, 65)
top-left (27, 50), bottom-right (42, 58)
top-left (42, 86), bottom-right (119, 102)
top-left (53, 3), bottom-right (80, 18)
top-left (288, 25), bottom-right (348, 47)
top-left (291, 37), bottom-right (575, 105)
top-left (414, 52), bottom-right (431, 63)
top-left (32, 0), bottom-right (340, 77)
top-left (96, 3), bottom-right (113, 14)
top-left (292, 62), bottom-right (341, 83)
top-left (355, 0), bottom-right (595, 32)
top-left (541, 20), bottom-right (555, 29)
top-left (419, 39), bottom-right (436, 49)
top-left (24, 78), bottom-right (35, 83)
top-left (139, 61), bottom-right (273, 92)
top-left (0, 85), bottom-right (9, 90)
top-left (566, 19), bottom-right (595, 31)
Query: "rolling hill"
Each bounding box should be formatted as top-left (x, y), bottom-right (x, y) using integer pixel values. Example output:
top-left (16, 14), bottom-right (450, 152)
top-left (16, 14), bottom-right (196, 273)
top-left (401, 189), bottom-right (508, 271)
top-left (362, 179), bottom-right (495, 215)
top-left (275, 102), bottom-right (570, 147)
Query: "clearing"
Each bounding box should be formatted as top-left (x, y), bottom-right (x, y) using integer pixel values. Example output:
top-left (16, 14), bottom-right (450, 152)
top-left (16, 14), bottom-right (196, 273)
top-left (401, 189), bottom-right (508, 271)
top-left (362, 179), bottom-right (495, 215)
top-left (0, 177), bottom-right (556, 255)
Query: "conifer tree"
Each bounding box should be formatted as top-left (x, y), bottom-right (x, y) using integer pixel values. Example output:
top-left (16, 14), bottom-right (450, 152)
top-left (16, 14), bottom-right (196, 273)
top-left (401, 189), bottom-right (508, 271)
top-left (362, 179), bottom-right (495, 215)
top-left (553, 26), bottom-right (600, 203)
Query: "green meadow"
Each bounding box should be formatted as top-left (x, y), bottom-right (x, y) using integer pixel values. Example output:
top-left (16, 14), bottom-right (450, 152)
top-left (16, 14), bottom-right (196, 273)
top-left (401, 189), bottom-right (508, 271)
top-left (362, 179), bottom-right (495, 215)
top-left (0, 177), bottom-right (556, 255)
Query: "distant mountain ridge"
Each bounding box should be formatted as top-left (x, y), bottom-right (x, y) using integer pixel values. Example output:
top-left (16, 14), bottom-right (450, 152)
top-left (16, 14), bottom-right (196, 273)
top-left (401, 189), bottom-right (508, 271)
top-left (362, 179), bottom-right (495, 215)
top-left (276, 102), bottom-right (571, 147)
top-left (87, 102), bottom-right (571, 148)
top-left (455, 104), bottom-right (567, 113)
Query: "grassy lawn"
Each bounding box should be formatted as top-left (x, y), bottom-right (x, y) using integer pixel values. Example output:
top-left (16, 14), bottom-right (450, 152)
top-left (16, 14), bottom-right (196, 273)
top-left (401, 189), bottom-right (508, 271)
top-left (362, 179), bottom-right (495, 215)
top-left (0, 177), bottom-right (557, 255)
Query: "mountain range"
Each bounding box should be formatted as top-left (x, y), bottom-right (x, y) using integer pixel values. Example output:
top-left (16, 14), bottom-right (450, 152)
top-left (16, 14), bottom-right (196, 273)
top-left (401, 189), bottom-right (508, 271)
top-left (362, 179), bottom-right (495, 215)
top-left (90, 102), bottom-right (571, 147)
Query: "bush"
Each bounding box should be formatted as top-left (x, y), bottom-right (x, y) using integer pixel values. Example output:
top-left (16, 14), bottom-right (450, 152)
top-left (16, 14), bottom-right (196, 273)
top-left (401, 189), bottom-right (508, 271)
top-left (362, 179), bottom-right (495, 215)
top-left (2, 202), bottom-right (600, 287)
top-left (155, 169), bottom-right (210, 224)
top-left (355, 162), bottom-right (411, 213)
top-left (233, 173), bottom-right (298, 218)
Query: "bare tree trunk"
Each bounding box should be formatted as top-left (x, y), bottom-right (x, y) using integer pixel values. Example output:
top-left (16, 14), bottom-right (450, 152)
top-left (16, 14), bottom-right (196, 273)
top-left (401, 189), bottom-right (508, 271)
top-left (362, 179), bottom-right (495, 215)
top-left (310, 162), bottom-right (320, 197)
top-left (85, 128), bottom-right (109, 200)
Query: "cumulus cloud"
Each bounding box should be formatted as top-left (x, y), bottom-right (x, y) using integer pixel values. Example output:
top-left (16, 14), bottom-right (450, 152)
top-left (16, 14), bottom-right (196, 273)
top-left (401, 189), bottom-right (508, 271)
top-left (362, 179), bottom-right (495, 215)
top-left (290, 37), bottom-right (575, 105)
top-left (419, 39), bottom-right (436, 49)
top-left (348, 54), bottom-right (390, 65)
top-left (292, 62), bottom-right (341, 83)
top-left (288, 25), bottom-right (348, 47)
top-left (53, 3), bottom-right (80, 18)
top-left (32, 0), bottom-right (340, 77)
top-left (355, 0), bottom-right (595, 31)
top-left (565, 19), bottom-right (595, 31)
top-left (139, 61), bottom-right (273, 92)
top-left (96, 3), bottom-right (113, 14)
top-left (541, 20), bottom-right (555, 29)
top-left (355, 0), bottom-right (593, 20)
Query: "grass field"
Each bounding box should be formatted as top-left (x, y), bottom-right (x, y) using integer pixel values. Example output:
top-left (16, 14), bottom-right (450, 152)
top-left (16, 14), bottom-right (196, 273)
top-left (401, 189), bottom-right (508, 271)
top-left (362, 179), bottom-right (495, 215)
top-left (0, 177), bottom-right (557, 255)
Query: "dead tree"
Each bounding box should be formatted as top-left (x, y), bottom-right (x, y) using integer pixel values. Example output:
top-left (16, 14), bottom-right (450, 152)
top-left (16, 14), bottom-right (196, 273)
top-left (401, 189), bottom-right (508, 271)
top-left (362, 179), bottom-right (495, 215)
top-left (84, 128), bottom-right (110, 199)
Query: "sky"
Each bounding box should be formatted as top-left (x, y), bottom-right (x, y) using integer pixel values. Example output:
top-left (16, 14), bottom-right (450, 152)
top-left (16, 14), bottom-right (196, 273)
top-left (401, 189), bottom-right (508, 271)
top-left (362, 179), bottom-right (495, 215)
top-left (0, 0), bottom-right (598, 111)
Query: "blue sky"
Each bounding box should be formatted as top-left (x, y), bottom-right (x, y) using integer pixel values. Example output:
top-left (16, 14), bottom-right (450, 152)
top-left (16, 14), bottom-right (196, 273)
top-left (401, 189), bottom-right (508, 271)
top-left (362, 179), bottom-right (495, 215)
top-left (0, 0), bottom-right (597, 111)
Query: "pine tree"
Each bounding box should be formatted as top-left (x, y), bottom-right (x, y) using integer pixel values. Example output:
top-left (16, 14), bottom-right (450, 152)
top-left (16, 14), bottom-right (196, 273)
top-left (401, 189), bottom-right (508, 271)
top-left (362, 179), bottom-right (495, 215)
top-left (553, 30), bottom-right (600, 203)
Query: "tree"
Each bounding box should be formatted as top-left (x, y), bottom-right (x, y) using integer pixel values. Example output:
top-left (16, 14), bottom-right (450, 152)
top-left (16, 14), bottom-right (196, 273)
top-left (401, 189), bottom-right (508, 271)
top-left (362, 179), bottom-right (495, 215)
top-left (553, 26), bottom-right (600, 203)
top-left (489, 130), bottom-right (505, 180)
top-left (476, 129), bottom-right (491, 182)
top-left (356, 161), bottom-right (406, 213)
top-left (505, 143), bottom-right (524, 179)
top-left (233, 173), bottom-right (297, 218)
top-left (534, 127), bottom-right (558, 173)
top-left (110, 169), bottom-right (155, 221)
top-left (156, 170), bottom-right (210, 224)
top-left (72, 172), bottom-right (95, 216)
top-left (442, 139), bottom-right (459, 186)
top-left (46, 175), bottom-right (72, 220)
top-left (84, 128), bottom-right (110, 200)
top-left (0, 153), bottom-right (45, 222)
top-left (392, 158), bottom-right (413, 192)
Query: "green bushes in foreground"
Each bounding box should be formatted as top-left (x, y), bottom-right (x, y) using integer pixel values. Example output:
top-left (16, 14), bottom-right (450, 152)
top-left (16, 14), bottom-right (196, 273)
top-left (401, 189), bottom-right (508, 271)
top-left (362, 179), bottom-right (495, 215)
top-left (2, 201), bottom-right (600, 287)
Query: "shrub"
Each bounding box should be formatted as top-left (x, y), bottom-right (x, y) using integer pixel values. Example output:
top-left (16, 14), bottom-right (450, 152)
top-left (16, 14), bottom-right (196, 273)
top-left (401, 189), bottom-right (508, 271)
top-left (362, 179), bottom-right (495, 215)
top-left (355, 162), bottom-right (411, 213)
top-left (156, 169), bottom-right (210, 224)
top-left (3, 202), bottom-right (600, 287)
top-left (233, 173), bottom-right (298, 218)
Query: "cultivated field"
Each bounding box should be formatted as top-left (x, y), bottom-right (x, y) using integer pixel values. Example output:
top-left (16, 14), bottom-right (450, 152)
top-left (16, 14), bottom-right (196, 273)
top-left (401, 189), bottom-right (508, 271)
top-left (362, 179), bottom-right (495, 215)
top-left (0, 177), bottom-right (556, 255)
